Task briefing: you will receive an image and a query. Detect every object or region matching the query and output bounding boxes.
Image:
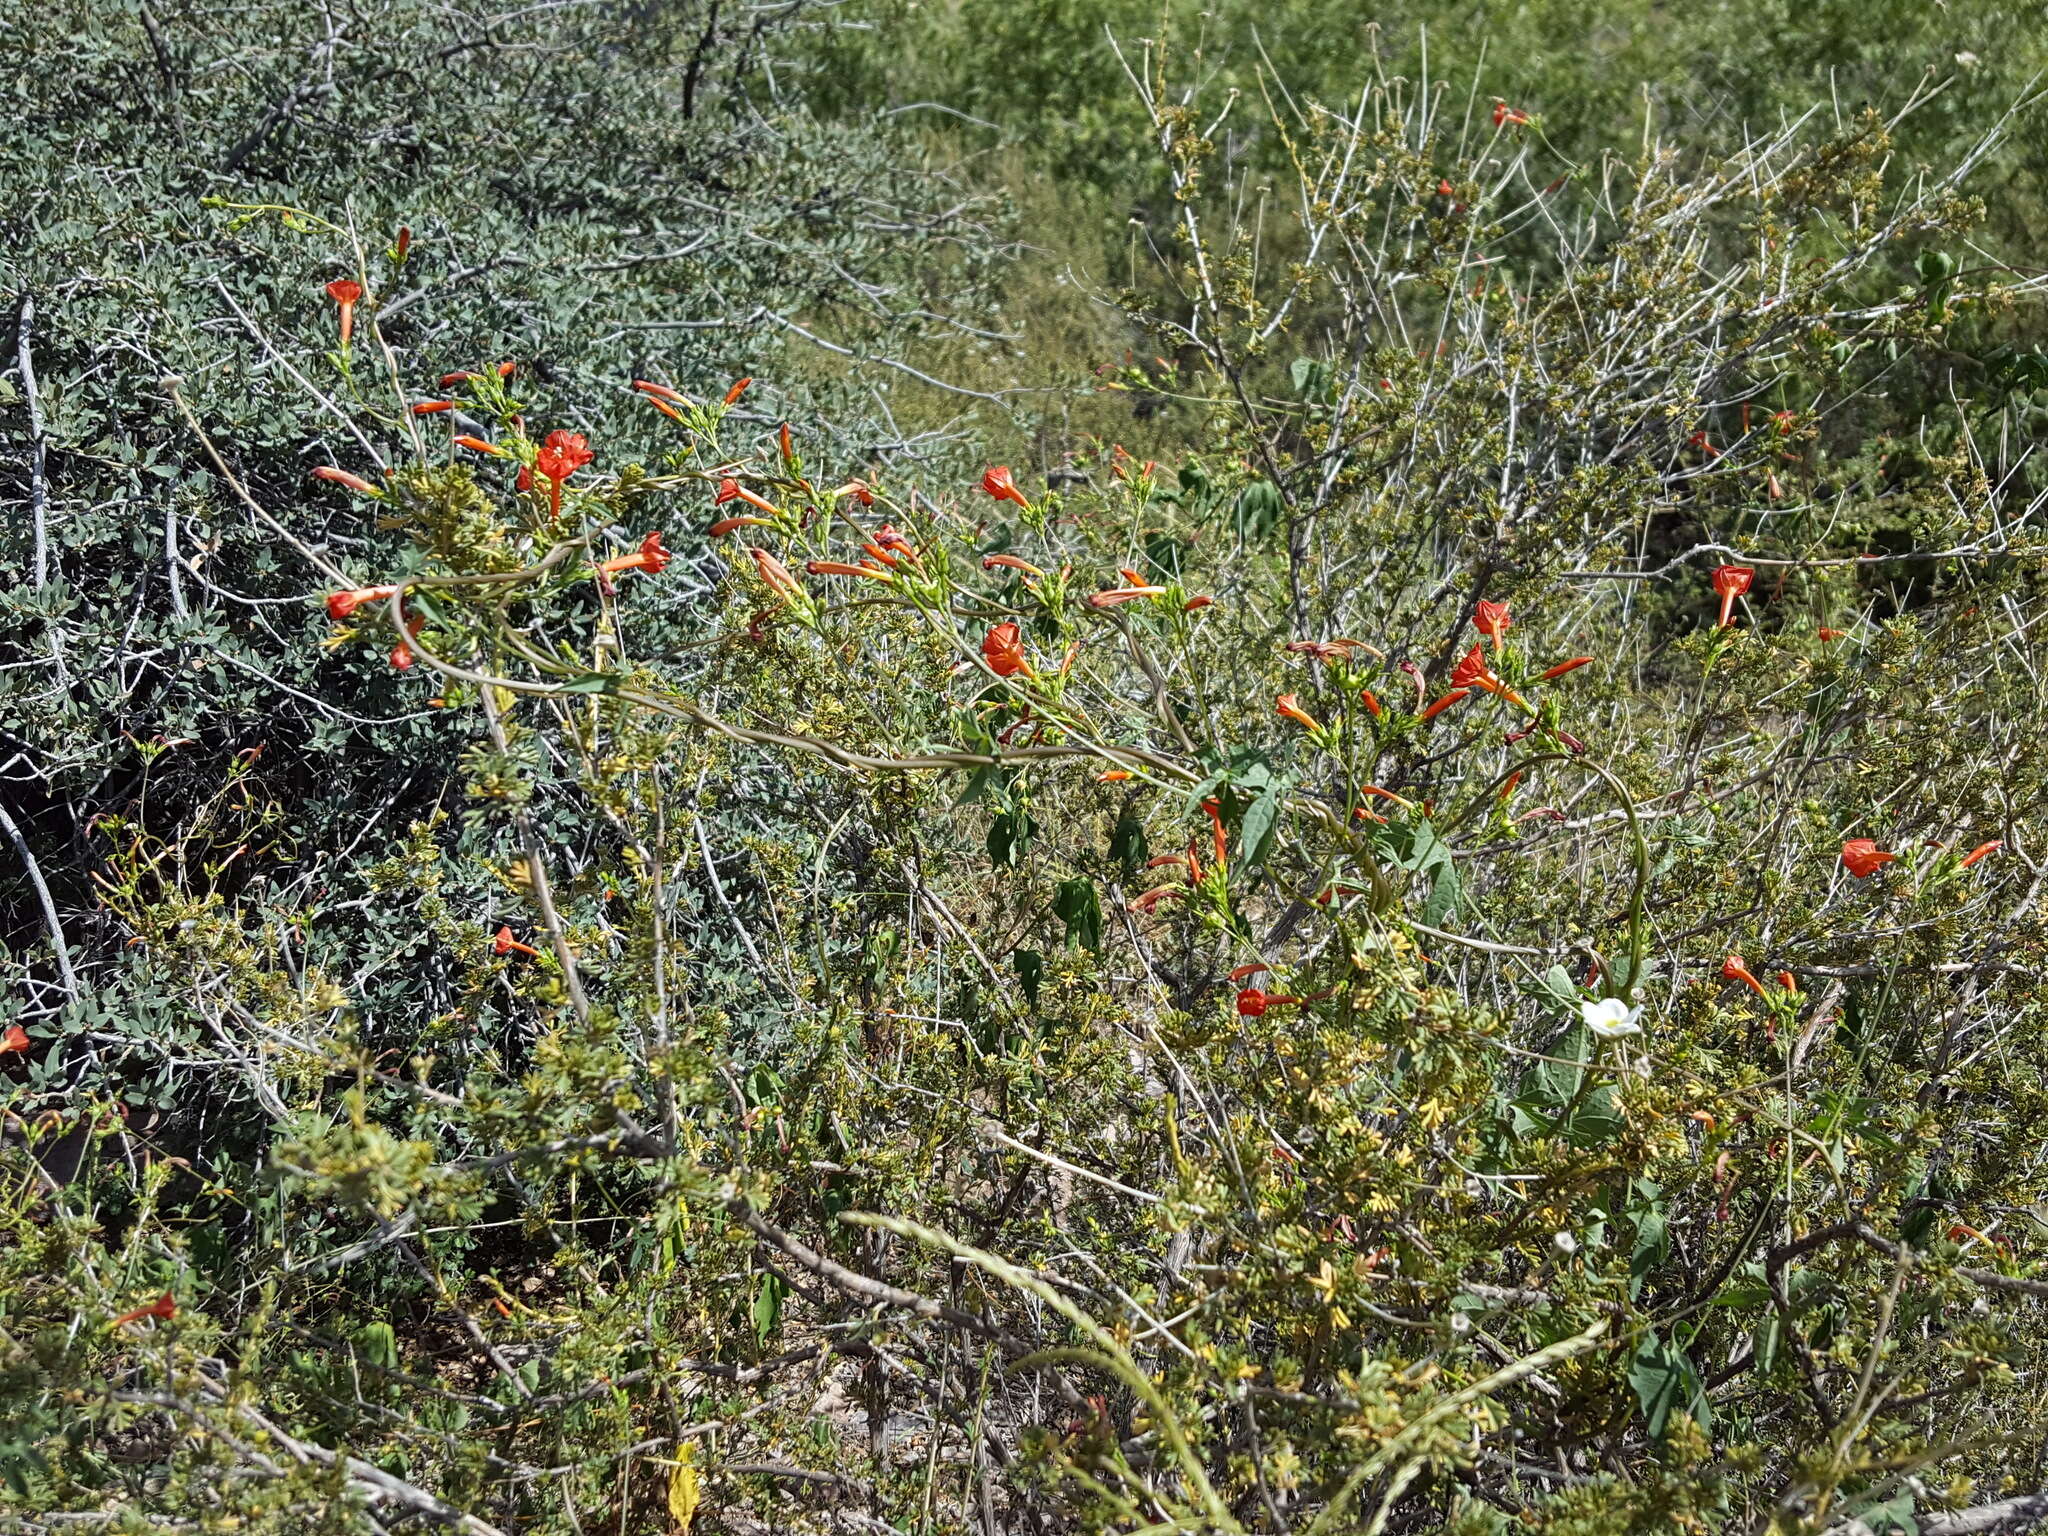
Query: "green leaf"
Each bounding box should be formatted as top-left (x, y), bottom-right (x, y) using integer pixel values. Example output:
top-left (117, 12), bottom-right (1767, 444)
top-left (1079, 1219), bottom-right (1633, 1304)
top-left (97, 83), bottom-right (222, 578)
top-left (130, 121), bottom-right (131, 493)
top-left (1052, 877), bottom-right (1103, 952)
top-left (1013, 949), bottom-right (1044, 1009)
top-left (1108, 811), bottom-right (1148, 879)
top-left (752, 1272), bottom-right (787, 1342)
top-left (1629, 1331), bottom-right (1709, 1437)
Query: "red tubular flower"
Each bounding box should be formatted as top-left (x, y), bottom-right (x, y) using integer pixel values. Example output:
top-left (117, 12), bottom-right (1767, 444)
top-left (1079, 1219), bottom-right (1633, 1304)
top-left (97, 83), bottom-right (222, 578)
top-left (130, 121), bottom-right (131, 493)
top-left (1720, 954), bottom-right (1767, 997)
top-left (1958, 840), bottom-right (2003, 869)
top-left (325, 584), bottom-right (399, 621)
top-left (311, 466), bottom-right (381, 496)
top-left (1491, 101), bottom-right (1529, 127)
top-left (393, 226), bottom-right (411, 263)
top-left (778, 422), bottom-right (794, 463)
top-left (722, 377), bottom-right (752, 405)
top-left (1419, 689), bottom-right (1470, 720)
top-left (1451, 645), bottom-right (1528, 706)
top-left (454, 436), bottom-right (506, 457)
top-left (1202, 798), bottom-right (1227, 866)
top-left (984, 554), bottom-right (1044, 577)
top-left (1228, 962), bottom-right (1269, 981)
top-left (748, 547), bottom-right (803, 600)
top-left (1688, 430), bottom-right (1721, 458)
top-left (1286, 638), bottom-right (1363, 664)
top-left (1712, 564), bottom-right (1755, 628)
top-left (410, 400), bottom-right (456, 416)
top-left (981, 622), bottom-right (1034, 678)
top-left (1183, 595), bottom-right (1214, 611)
top-left (494, 926), bottom-right (541, 958)
top-left (1359, 688), bottom-right (1382, 718)
top-left (708, 516), bottom-right (770, 537)
top-left (980, 465), bottom-right (1031, 508)
top-left (1817, 627), bottom-right (1847, 642)
top-left (1498, 770), bottom-right (1523, 801)
top-left (1096, 770), bottom-right (1133, 783)
top-left (324, 279), bottom-right (363, 345)
top-left (1275, 693), bottom-right (1322, 732)
top-left (112, 1292), bottom-right (177, 1328)
top-left (872, 524), bottom-right (914, 553)
top-left (0, 1024), bottom-right (28, 1055)
top-left (1538, 656), bottom-right (1593, 680)
top-left (633, 379), bottom-right (686, 403)
top-left (439, 372), bottom-right (478, 386)
top-left (805, 559), bottom-right (895, 582)
top-left (389, 616), bottom-right (424, 671)
top-left (834, 481), bottom-right (876, 506)
top-left (533, 430), bottom-right (594, 521)
top-left (598, 532), bottom-right (671, 577)
top-left (495, 361), bottom-right (516, 378)
top-left (1840, 838), bottom-right (1897, 878)
top-left (644, 395), bottom-right (685, 424)
top-left (1777, 971), bottom-right (1799, 993)
top-left (1086, 586), bottom-right (1167, 608)
top-left (1436, 178), bottom-right (1454, 197)
top-left (715, 479), bottom-right (741, 505)
top-left (1130, 887), bottom-right (1184, 913)
top-left (1473, 600), bottom-right (1511, 644)
top-left (1236, 987), bottom-right (1303, 1019)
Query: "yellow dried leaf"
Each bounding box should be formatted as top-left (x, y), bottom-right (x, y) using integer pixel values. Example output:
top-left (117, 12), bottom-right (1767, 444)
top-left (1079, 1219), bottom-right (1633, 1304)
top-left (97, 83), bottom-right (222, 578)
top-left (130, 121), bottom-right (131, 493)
top-left (666, 1444), bottom-right (700, 1532)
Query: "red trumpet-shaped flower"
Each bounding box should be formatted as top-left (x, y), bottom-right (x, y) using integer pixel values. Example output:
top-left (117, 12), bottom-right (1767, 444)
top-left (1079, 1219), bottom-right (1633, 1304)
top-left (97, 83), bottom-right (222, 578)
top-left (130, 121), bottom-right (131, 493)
top-left (1419, 689), bottom-right (1470, 720)
top-left (722, 377), bottom-right (752, 405)
top-left (411, 400), bottom-right (456, 416)
top-left (1720, 954), bottom-right (1767, 997)
top-left (984, 553), bottom-right (1045, 577)
top-left (1451, 645), bottom-right (1527, 707)
top-left (324, 279), bottom-right (363, 345)
top-left (980, 465), bottom-right (1030, 508)
top-left (389, 616), bottom-right (425, 671)
top-left (707, 516), bottom-right (771, 537)
top-left (1712, 564), bottom-right (1755, 628)
top-left (1275, 693), bottom-right (1322, 732)
top-left (597, 532), bottom-right (671, 577)
top-left (1086, 586), bottom-right (1167, 608)
top-left (1491, 101), bottom-right (1530, 127)
top-left (454, 436), bottom-right (507, 457)
top-left (326, 585), bottom-right (399, 621)
top-left (1236, 987), bottom-right (1303, 1018)
top-left (494, 926), bottom-right (540, 957)
top-left (0, 1024), bottom-right (29, 1055)
top-left (633, 379), bottom-right (687, 404)
top-left (1359, 688), bottom-right (1382, 717)
top-left (748, 547), bottom-right (803, 601)
top-left (981, 622), bottom-right (1034, 678)
top-left (1183, 595), bottom-right (1215, 611)
top-left (1473, 600), bottom-right (1511, 644)
top-left (1538, 656), bottom-right (1593, 680)
top-left (311, 466), bottom-right (382, 496)
top-left (534, 430), bottom-right (594, 521)
top-left (1957, 840), bottom-right (2003, 869)
top-left (1840, 838), bottom-right (1896, 878)
top-left (111, 1292), bottom-right (177, 1328)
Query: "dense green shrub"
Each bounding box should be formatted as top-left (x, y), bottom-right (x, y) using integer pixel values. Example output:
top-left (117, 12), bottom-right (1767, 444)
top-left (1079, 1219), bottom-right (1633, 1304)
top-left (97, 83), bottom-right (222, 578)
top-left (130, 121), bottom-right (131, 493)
top-left (5, 15), bottom-right (2048, 1536)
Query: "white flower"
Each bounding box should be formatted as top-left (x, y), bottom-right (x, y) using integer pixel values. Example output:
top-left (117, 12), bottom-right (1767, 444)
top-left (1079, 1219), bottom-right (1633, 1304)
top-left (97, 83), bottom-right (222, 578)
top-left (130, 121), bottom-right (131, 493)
top-left (1580, 997), bottom-right (1643, 1039)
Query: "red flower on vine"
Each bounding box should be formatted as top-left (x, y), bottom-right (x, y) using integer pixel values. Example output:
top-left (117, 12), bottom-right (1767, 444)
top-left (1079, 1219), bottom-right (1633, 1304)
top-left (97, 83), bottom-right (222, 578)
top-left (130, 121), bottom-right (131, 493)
top-left (1720, 954), bottom-right (1767, 997)
top-left (1958, 840), bottom-right (2002, 869)
top-left (1275, 694), bottom-right (1322, 732)
top-left (1473, 600), bottom-right (1511, 644)
top-left (311, 466), bottom-right (381, 496)
top-left (1840, 839), bottom-right (1896, 878)
top-left (494, 926), bottom-right (540, 957)
top-left (0, 1024), bottom-right (28, 1056)
top-left (1712, 564), bottom-right (1755, 628)
top-left (112, 1293), bottom-right (177, 1328)
top-left (1236, 987), bottom-right (1302, 1018)
top-left (534, 430), bottom-right (594, 521)
top-left (1538, 656), bottom-right (1593, 680)
top-left (325, 585), bottom-right (398, 621)
top-left (1419, 689), bottom-right (1469, 720)
top-left (597, 532), bottom-right (671, 577)
top-left (324, 279), bottom-right (362, 345)
top-left (980, 466), bottom-right (1030, 508)
top-left (982, 622), bottom-right (1034, 678)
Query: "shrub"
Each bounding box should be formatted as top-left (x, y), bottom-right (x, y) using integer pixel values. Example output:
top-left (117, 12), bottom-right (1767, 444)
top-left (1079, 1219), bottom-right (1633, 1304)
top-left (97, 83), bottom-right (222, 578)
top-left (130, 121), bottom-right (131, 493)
top-left (4, 31), bottom-right (2048, 1536)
